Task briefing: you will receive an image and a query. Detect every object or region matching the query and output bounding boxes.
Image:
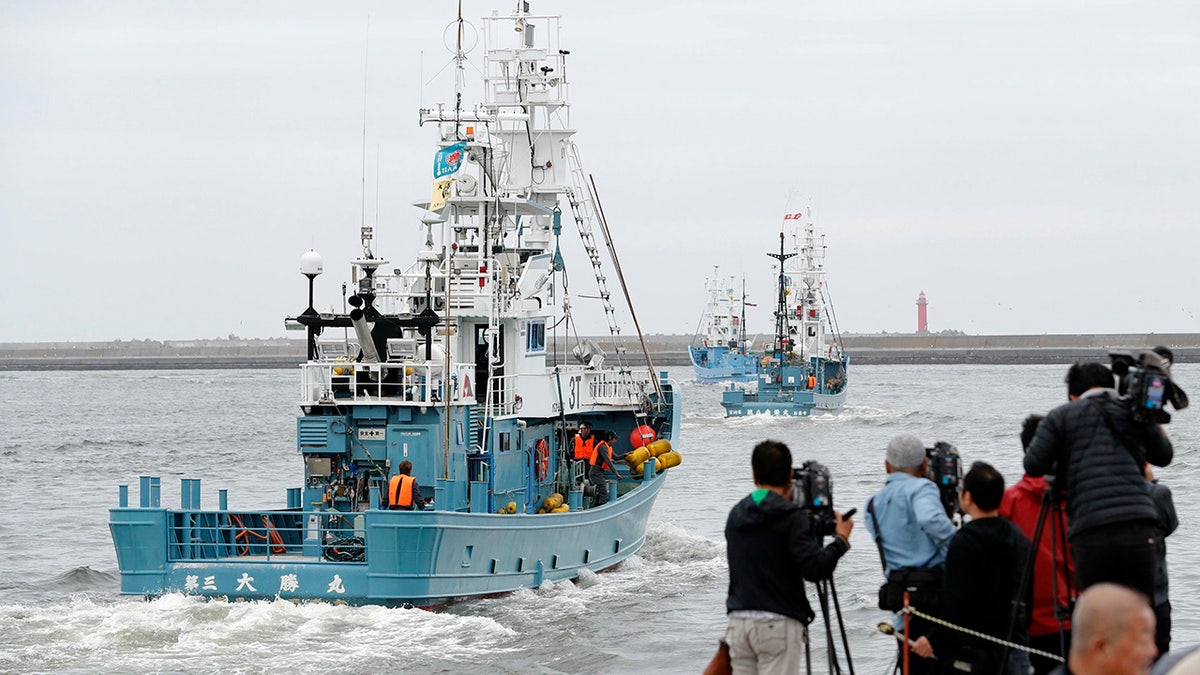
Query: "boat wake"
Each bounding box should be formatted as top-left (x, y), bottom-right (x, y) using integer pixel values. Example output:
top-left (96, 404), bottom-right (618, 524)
top-left (640, 521), bottom-right (723, 564)
top-left (0, 524), bottom-right (728, 672)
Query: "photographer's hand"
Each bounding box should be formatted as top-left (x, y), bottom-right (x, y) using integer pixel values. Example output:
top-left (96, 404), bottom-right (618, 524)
top-left (833, 510), bottom-right (854, 542)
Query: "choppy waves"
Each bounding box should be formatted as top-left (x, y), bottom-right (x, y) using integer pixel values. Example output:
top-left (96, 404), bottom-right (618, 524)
top-left (0, 593), bottom-right (521, 673)
top-left (0, 522), bottom-right (731, 674)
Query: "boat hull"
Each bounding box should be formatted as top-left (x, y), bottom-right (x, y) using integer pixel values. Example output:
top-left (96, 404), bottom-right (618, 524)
top-left (109, 471), bottom-right (666, 606)
top-left (688, 346), bottom-right (758, 383)
top-left (720, 356), bottom-right (849, 417)
top-left (720, 388), bottom-right (846, 417)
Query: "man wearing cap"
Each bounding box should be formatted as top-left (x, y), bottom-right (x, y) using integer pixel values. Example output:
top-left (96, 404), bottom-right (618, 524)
top-left (1024, 361), bottom-right (1173, 601)
top-left (865, 434), bottom-right (957, 675)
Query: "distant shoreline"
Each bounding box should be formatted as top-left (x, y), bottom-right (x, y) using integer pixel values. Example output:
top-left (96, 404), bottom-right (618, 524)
top-left (3, 333), bottom-right (1199, 370)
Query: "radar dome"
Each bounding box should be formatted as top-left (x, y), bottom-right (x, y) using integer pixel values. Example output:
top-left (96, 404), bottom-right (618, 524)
top-left (300, 250), bottom-right (324, 276)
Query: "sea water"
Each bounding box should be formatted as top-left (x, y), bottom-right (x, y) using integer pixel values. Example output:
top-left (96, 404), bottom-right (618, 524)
top-left (1, 365), bottom-right (1196, 673)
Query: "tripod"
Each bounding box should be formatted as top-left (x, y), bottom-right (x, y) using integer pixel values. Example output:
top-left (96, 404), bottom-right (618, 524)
top-left (805, 519), bottom-right (854, 675)
top-left (1006, 476), bottom-right (1074, 670)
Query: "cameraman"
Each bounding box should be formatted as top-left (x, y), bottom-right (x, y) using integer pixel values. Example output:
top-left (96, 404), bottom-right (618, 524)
top-left (1024, 361), bottom-right (1172, 600)
top-left (865, 434), bottom-right (957, 675)
top-left (724, 440), bottom-right (853, 674)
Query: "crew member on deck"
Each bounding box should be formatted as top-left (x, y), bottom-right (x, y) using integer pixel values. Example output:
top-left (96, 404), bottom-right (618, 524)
top-left (588, 430), bottom-right (621, 507)
top-left (387, 461), bottom-right (423, 510)
top-left (573, 421), bottom-right (595, 465)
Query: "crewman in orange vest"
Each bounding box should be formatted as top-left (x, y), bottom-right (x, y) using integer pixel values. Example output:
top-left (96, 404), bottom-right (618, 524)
top-left (588, 430), bottom-right (622, 506)
top-left (573, 421), bottom-right (595, 463)
top-left (387, 460), bottom-right (424, 510)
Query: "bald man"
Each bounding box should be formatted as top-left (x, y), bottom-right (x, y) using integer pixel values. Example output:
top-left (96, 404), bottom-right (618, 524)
top-left (1062, 583), bottom-right (1157, 675)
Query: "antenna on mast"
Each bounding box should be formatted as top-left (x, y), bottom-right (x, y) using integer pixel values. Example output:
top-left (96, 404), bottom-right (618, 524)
top-left (454, 0), bottom-right (465, 138)
top-left (360, 16), bottom-right (373, 258)
top-left (374, 145), bottom-right (381, 251)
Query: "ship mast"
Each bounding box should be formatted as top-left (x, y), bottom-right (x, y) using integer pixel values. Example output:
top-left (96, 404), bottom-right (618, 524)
top-left (739, 275), bottom-right (747, 349)
top-left (769, 232), bottom-right (796, 364)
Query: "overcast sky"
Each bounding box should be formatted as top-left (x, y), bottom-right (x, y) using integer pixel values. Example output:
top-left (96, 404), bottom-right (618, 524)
top-left (2, 1), bottom-right (1198, 342)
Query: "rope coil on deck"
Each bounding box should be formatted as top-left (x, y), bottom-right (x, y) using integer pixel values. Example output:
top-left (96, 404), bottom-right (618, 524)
top-left (900, 606), bottom-right (1066, 663)
top-left (230, 514), bottom-right (286, 555)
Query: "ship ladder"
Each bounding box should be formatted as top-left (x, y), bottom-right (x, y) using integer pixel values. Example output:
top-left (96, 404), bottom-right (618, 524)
top-left (468, 404), bottom-right (483, 451)
top-left (564, 141), bottom-right (665, 408)
top-left (562, 141), bottom-right (627, 367)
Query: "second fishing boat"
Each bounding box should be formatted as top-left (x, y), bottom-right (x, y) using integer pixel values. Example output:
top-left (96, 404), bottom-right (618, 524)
top-left (688, 268), bottom-right (758, 383)
top-left (722, 210), bottom-right (848, 416)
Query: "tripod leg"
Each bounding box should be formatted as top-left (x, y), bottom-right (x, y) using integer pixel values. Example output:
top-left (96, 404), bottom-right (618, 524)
top-left (1050, 501), bottom-right (1074, 656)
top-left (829, 579), bottom-right (855, 675)
top-left (814, 579), bottom-right (837, 674)
top-left (1008, 487), bottom-right (1054, 646)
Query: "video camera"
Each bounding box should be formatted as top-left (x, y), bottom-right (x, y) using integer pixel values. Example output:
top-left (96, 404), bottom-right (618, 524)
top-left (1110, 348), bottom-right (1188, 425)
top-left (793, 460), bottom-right (837, 536)
top-left (925, 441), bottom-right (963, 518)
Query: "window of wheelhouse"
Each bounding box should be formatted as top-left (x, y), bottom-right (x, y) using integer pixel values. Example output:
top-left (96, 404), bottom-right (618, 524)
top-left (526, 320), bottom-right (546, 354)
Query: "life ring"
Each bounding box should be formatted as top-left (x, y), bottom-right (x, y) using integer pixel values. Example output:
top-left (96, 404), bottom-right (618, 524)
top-left (535, 438), bottom-right (549, 481)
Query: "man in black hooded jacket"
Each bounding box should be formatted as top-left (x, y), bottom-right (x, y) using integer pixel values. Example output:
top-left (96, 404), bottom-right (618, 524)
top-left (1024, 361), bottom-right (1173, 600)
top-left (724, 440), bottom-right (853, 675)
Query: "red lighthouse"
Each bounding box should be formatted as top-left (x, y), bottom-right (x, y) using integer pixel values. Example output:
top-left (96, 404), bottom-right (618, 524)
top-left (916, 291), bottom-right (928, 334)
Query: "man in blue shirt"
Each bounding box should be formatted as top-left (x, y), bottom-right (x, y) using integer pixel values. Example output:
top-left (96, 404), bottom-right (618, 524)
top-left (865, 434), bottom-right (957, 674)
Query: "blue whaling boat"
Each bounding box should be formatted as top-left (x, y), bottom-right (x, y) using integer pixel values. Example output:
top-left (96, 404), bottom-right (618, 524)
top-left (722, 211), bottom-right (848, 416)
top-left (688, 268), bottom-right (759, 383)
top-left (109, 3), bottom-right (681, 606)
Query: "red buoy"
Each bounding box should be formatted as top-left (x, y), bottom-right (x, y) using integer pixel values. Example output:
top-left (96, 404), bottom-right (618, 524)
top-left (630, 425), bottom-right (656, 449)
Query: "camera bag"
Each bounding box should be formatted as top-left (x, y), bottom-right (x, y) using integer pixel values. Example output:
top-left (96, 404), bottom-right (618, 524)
top-left (867, 497), bottom-right (944, 612)
top-left (880, 566), bottom-right (943, 612)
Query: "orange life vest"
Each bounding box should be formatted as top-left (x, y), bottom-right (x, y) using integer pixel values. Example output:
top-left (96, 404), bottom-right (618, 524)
top-left (589, 440), bottom-right (613, 467)
top-left (389, 474), bottom-right (415, 509)
top-left (574, 433), bottom-right (595, 461)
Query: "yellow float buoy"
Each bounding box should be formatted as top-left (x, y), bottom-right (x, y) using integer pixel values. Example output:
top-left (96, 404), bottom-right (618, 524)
top-left (656, 451), bottom-right (682, 471)
top-left (645, 439), bottom-right (672, 457)
top-left (625, 447), bottom-right (652, 467)
top-left (505, 502), bottom-right (518, 514)
top-left (543, 493), bottom-right (563, 510)
top-left (632, 457), bottom-right (657, 476)
top-left (552, 504), bottom-right (570, 513)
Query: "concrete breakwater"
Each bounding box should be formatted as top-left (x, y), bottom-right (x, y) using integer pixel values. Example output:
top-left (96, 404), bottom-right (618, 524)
top-left (3, 334), bottom-right (1200, 371)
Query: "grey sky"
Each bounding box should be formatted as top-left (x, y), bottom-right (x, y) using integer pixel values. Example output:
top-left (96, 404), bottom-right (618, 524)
top-left (2, 1), bottom-right (1198, 342)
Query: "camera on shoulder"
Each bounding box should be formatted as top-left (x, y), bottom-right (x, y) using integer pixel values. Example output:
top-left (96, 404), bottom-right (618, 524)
top-left (1109, 348), bottom-right (1188, 425)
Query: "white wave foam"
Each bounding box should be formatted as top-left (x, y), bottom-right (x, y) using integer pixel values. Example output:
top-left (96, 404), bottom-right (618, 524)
top-left (641, 522), bottom-right (724, 564)
top-left (0, 592), bottom-right (521, 671)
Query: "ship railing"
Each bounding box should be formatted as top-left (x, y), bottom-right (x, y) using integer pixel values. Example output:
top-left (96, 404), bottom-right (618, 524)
top-left (483, 372), bottom-right (522, 417)
top-left (300, 361), bottom-right (477, 406)
top-left (165, 509), bottom-right (369, 564)
top-left (553, 365), bottom-right (653, 406)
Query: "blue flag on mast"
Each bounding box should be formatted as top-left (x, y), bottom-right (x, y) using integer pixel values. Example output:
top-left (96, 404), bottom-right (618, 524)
top-left (433, 142), bottom-right (467, 179)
